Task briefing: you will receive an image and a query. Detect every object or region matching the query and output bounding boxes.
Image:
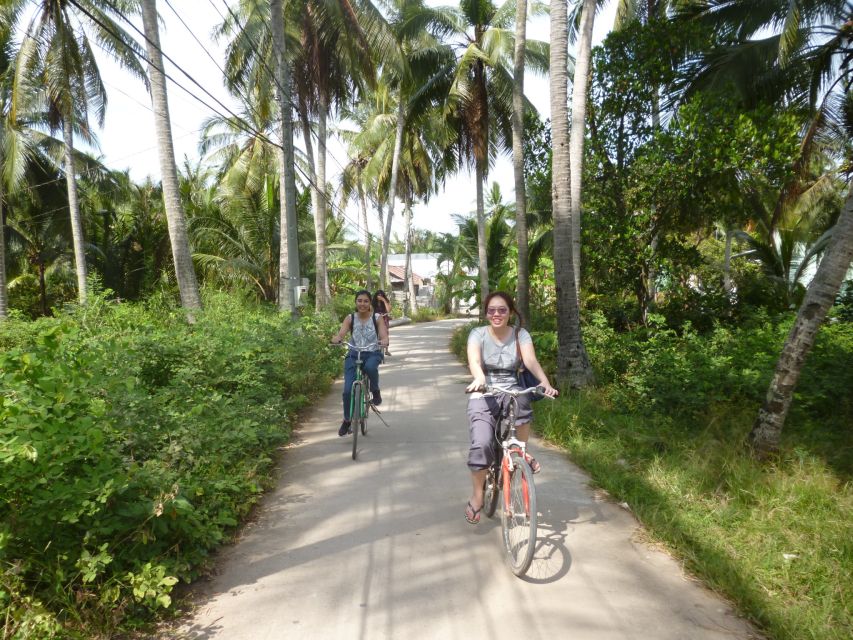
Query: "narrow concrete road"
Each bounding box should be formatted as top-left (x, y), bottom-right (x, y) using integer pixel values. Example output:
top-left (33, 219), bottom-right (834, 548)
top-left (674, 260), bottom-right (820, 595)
top-left (168, 319), bottom-right (758, 640)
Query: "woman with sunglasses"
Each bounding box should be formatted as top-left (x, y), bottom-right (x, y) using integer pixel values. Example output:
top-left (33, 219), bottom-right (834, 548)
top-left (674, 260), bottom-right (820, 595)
top-left (463, 291), bottom-right (558, 524)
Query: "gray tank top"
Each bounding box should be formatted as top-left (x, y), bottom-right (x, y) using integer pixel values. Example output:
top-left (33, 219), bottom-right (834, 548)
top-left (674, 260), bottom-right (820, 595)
top-left (351, 313), bottom-right (381, 350)
top-left (468, 326), bottom-right (532, 388)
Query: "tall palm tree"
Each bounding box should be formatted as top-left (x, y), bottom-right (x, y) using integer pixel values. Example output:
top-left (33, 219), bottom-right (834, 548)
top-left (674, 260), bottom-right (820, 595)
top-left (446, 0), bottom-right (548, 315)
top-left (140, 0), bottom-right (202, 312)
top-left (0, 13), bottom-right (21, 319)
top-left (551, 0), bottom-right (593, 386)
top-left (568, 0), bottom-right (596, 294)
top-left (11, 0), bottom-right (147, 306)
top-left (679, 0), bottom-right (853, 452)
top-left (269, 0), bottom-right (300, 314)
top-left (511, 0), bottom-right (530, 326)
top-left (374, 0), bottom-right (457, 291)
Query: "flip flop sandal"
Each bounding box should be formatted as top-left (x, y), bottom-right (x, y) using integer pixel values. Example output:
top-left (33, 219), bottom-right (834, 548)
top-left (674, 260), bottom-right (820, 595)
top-left (524, 453), bottom-right (541, 474)
top-left (465, 501), bottom-right (482, 525)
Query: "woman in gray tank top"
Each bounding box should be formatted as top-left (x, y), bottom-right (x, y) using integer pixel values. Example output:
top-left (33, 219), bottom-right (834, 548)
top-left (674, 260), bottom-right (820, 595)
top-left (332, 290), bottom-right (389, 436)
top-left (463, 291), bottom-right (558, 524)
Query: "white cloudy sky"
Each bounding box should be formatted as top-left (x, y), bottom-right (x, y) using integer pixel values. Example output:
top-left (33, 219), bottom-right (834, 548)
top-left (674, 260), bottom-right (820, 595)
top-left (90, 1), bottom-right (616, 237)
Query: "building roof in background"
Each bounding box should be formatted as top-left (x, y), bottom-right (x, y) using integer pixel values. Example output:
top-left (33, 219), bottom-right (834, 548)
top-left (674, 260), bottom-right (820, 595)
top-left (387, 253), bottom-right (444, 279)
top-left (388, 265), bottom-right (423, 285)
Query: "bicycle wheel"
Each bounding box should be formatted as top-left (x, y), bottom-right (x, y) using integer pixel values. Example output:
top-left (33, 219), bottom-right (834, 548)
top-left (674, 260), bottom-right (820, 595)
top-left (501, 449), bottom-right (537, 576)
top-left (351, 382), bottom-right (363, 460)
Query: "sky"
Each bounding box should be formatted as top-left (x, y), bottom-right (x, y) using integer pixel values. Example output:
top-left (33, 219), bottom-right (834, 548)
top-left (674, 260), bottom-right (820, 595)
top-left (90, 0), bottom-right (617, 239)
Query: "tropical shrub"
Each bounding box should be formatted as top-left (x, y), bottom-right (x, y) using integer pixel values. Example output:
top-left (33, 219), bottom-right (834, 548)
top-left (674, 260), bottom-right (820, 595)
top-left (0, 292), bottom-right (339, 637)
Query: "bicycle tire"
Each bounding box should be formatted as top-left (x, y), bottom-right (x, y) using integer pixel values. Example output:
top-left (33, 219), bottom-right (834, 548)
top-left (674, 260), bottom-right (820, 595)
top-left (501, 450), bottom-right (537, 576)
top-left (351, 382), bottom-right (363, 460)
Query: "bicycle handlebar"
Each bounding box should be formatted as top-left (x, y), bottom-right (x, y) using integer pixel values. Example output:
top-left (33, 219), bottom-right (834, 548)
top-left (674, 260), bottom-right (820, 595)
top-left (331, 341), bottom-right (381, 352)
top-left (465, 384), bottom-right (553, 399)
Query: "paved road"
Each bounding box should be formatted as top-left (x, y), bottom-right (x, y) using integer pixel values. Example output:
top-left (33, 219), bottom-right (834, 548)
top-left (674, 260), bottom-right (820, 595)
top-left (167, 319), bottom-right (758, 640)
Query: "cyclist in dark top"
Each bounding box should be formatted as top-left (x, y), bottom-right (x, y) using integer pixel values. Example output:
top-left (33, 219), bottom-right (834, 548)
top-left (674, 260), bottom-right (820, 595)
top-left (463, 291), bottom-right (558, 524)
top-left (373, 289), bottom-right (393, 356)
top-left (332, 290), bottom-right (389, 436)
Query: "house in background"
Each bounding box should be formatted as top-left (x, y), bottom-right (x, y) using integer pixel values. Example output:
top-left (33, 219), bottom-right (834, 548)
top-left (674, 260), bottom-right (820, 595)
top-left (386, 253), bottom-right (444, 307)
top-left (387, 265), bottom-right (423, 296)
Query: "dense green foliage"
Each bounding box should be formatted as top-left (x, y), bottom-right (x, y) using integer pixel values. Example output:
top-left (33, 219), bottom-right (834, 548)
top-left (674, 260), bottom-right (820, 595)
top-left (0, 292), bottom-right (339, 638)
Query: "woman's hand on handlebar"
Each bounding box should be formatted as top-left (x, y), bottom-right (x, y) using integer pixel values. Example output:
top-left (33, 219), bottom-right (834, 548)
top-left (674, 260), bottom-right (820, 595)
top-left (539, 382), bottom-right (559, 398)
top-left (465, 376), bottom-right (486, 394)
top-left (331, 335), bottom-right (342, 345)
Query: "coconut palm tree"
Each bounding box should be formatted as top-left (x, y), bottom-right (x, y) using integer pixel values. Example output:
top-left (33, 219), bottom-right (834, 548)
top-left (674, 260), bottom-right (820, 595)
top-left (511, 0), bottom-right (530, 326)
top-left (551, 0), bottom-right (593, 386)
top-left (678, 0), bottom-right (853, 453)
top-left (568, 0), bottom-right (596, 294)
top-left (290, 0), bottom-right (374, 309)
top-left (140, 0), bottom-right (202, 312)
top-left (11, 0), bottom-right (147, 306)
top-left (446, 0), bottom-right (548, 315)
top-left (372, 0), bottom-right (457, 291)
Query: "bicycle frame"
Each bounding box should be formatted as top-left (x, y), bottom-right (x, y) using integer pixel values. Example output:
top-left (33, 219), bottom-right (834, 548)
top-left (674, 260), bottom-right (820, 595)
top-left (494, 396), bottom-right (529, 513)
top-left (335, 341), bottom-right (378, 420)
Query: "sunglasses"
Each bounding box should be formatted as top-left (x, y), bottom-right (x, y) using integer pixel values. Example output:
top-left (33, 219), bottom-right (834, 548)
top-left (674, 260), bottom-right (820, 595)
top-left (486, 307), bottom-right (509, 316)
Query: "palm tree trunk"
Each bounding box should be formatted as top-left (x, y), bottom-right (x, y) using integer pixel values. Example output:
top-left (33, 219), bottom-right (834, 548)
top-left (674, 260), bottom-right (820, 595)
top-left (404, 202), bottom-right (418, 315)
top-left (357, 175), bottom-right (372, 289)
top-left (380, 97), bottom-right (405, 290)
top-left (62, 118), bottom-right (88, 305)
top-left (0, 178), bottom-right (7, 320)
top-left (476, 163), bottom-right (489, 318)
top-left (38, 260), bottom-right (47, 316)
top-left (316, 104), bottom-right (330, 307)
top-left (270, 0), bottom-right (300, 314)
top-left (569, 0), bottom-right (596, 296)
top-left (512, 0), bottom-right (530, 328)
top-left (551, 0), bottom-right (593, 387)
top-left (141, 0), bottom-right (201, 312)
top-left (300, 111), bottom-right (328, 309)
top-left (750, 186), bottom-right (853, 456)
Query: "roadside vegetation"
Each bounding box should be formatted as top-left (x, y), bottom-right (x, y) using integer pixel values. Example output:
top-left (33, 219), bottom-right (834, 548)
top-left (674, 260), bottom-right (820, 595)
top-left (0, 290), bottom-right (339, 638)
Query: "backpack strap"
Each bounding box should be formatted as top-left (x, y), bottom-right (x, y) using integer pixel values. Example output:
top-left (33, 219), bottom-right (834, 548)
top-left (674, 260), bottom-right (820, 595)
top-left (515, 327), bottom-right (526, 373)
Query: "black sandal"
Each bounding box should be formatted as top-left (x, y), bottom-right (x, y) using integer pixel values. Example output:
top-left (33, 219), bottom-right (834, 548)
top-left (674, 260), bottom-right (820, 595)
top-left (465, 501), bottom-right (482, 525)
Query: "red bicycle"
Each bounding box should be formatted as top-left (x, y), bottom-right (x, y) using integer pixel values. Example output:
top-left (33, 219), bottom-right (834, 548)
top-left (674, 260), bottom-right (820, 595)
top-left (477, 384), bottom-right (546, 576)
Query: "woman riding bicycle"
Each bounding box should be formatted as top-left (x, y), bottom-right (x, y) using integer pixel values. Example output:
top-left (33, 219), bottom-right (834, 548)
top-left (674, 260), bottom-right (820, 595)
top-left (332, 290), bottom-right (389, 436)
top-left (464, 291), bottom-right (558, 524)
top-left (373, 289), bottom-right (393, 356)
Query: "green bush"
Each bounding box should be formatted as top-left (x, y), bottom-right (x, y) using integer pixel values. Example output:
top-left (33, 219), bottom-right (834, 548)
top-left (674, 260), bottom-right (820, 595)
top-left (0, 293), bottom-right (339, 638)
top-left (410, 307), bottom-right (443, 323)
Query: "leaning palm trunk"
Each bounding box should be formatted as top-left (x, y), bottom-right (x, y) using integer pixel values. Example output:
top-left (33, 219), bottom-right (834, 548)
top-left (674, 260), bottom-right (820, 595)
top-left (512, 0), bottom-right (530, 327)
top-left (551, 0), bottom-right (593, 387)
top-left (270, 0), bottom-right (300, 313)
top-left (63, 118), bottom-right (88, 304)
top-left (723, 227), bottom-right (733, 293)
top-left (315, 104), bottom-right (330, 307)
top-left (141, 0), bottom-right (201, 311)
top-left (357, 175), bottom-right (372, 289)
top-left (750, 186), bottom-right (853, 456)
top-left (568, 0), bottom-right (595, 295)
top-left (476, 163), bottom-right (489, 318)
top-left (0, 178), bottom-right (6, 319)
top-left (380, 97), bottom-right (405, 290)
top-left (404, 203), bottom-right (418, 315)
top-left (300, 110), bottom-right (329, 309)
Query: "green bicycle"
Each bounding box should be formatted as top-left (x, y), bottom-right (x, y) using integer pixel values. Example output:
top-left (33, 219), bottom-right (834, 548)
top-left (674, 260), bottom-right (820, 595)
top-left (335, 341), bottom-right (384, 460)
